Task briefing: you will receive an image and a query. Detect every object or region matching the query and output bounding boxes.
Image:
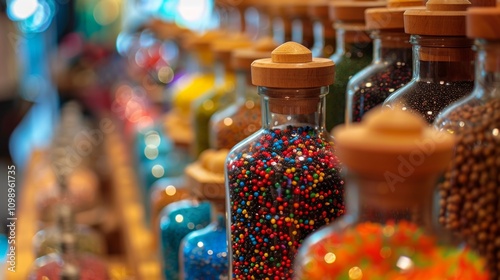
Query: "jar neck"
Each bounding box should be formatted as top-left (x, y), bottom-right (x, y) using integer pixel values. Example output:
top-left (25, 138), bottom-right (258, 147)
top-left (473, 39), bottom-right (500, 99)
top-left (236, 70), bottom-right (258, 103)
top-left (411, 35), bottom-right (475, 82)
top-left (272, 16), bottom-right (292, 44)
top-left (292, 17), bottom-right (315, 49)
top-left (371, 30), bottom-right (412, 64)
top-left (346, 174), bottom-right (438, 233)
top-left (312, 20), bottom-right (336, 58)
top-left (332, 24), bottom-right (372, 61)
top-left (214, 61), bottom-right (226, 86)
top-left (258, 87), bottom-right (328, 130)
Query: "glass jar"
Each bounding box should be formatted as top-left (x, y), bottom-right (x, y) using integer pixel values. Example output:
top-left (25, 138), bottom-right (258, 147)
top-left (209, 38), bottom-right (277, 150)
top-left (29, 232), bottom-right (109, 280)
top-left (226, 42), bottom-right (345, 279)
top-left (326, 0), bottom-right (386, 130)
top-left (383, 2), bottom-right (475, 124)
top-left (191, 37), bottom-right (251, 157)
top-left (266, 0), bottom-right (293, 44)
top-left (179, 150), bottom-right (229, 280)
top-left (150, 176), bottom-right (191, 247)
top-left (159, 193), bottom-right (212, 279)
top-left (346, 1), bottom-right (420, 123)
top-left (294, 108), bottom-right (489, 280)
top-left (308, 0), bottom-right (336, 58)
top-left (434, 7), bottom-right (500, 279)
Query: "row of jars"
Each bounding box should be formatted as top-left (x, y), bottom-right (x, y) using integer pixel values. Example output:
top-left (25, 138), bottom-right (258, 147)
top-left (117, 1), bottom-right (500, 280)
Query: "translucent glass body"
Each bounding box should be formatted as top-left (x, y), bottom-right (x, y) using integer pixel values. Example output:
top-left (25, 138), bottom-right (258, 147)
top-left (434, 40), bottom-right (500, 280)
top-left (226, 86), bottom-right (345, 279)
top-left (346, 31), bottom-right (413, 123)
top-left (384, 36), bottom-right (475, 124)
top-left (294, 175), bottom-right (489, 279)
top-left (209, 70), bottom-right (261, 150)
top-left (326, 27), bottom-right (373, 130)
top-left (180, 210), bottom-right (228, 279)
top-left (159, 199), bottom-right (212, 280)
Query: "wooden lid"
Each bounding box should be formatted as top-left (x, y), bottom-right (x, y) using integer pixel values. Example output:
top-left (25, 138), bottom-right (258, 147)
top-left (186, 30), bottom-right (226, 50)
top-left (404, 0), bottom-right (473, 36)
top-left (333, 107), bottom-right (454, 181)
top-left (185, 149), bottom-right (228, 202)
top-left (211, 34), bottom-right (253, 69)
top-left (366, 0), bottom-right (425, 30)
top-left (232, 37), bottom-right (278, 70)
top-left (251, 41), bottom-right (335, 88)
top-left (329, 0), bottom-right (387, 23)
top-left (467, 7), bottom-right (500, 39)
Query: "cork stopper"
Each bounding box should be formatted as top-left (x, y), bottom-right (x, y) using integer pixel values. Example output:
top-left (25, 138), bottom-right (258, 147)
top-left (467, 7), bottom-right (500, 39)
top-left (333, 107), bottom-right (454, 180)
top-left (251, 42), bottom-right (335, 88)
top-left (232, 37), bottom-right (278, 71)
top-left (333, 108), bottom-right (454, 207)
top-left (185, 149), bottom-right (228, 204)
top-left (404, 0), bottom-right (473, 36)
top-left (329, 0), bottom-right (387, 23)
top-left (366, 0), bottom-right (425, 30)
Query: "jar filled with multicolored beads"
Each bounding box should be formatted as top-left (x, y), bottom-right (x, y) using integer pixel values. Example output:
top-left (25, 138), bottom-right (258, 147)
top-left (326, 0), bottom-right (385, 130)
top-left (226, 42), bottom-right (345, 279)
top-left (345, 0), bottom-right (421, 123)
top-left (294, 108), bottom-right (489, 280)
top-left (158, 171), bottom-right (212, 279)
top-left (179, 149), bottom-right (229, 280)
top-left (209, 37), bottom-right (277, 150)
top-left (434, 6), bottom-right (500, 279)
top-left (383, 0), bottom-right (478, 124)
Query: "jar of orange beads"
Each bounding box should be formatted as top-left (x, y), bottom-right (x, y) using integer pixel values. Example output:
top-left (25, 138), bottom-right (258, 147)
top-left (293, 108), bottom-right (489, 279)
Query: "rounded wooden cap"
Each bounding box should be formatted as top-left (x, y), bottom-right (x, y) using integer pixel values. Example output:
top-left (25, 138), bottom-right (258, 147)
top-left (366, 0), bottom-right (425, 30)
top-left (333, 107), bottom-right (455, 180)
top-left (186, 30), bottom-right (226, 50)
top-left (404, 0), bottom-right (473, 36)
top-left (309, 0), bottom-right (330, 19)
top-left (467, 7), bottom-right (500, 39)
top-left (232, 37), bottom-right (278, 70)
top-left (185, 149), bottom-right (228, 202)
top-left (211, 34), bottom-right (253, 68)
top-left (329, 1), bottom-right (387, 23)
top-left (251, 42), bottom-right (335, 88)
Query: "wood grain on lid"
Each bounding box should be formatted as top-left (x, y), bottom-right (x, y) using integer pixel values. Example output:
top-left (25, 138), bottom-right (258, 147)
top-left (365, 0), bottom-right (424, 30)
top-left (467, 7), bottom-right (500, 39)
top-left (329, 0), bottom-right (387, 22)
top-left (251, 42), bottom-right (335, 88)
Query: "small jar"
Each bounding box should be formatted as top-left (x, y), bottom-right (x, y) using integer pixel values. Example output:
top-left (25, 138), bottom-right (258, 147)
top-left (29, 204), bottom-right (109, 280)
top-left (209, 38), bottom-right (277, 150)
top-left (166, 31), bottom-right (225, 146)
top-left (226, 42), bottom-right (345, 279)
top-left (308, 0), bottom-right (336, 58)
top-left (179, 150), bottom-right (229, 280)
top-left (294, 108), bottom-right (489, 279)
top-left (191, 36), bottom-right (252, 157)
top-left (33, 204), bottom-right (104, 258)
top-left (383, 0), bottom-right (476, 124)
top-left (158, 172), bottom-right (213, 279)
top-left (434, 7), bottom-right (500, 279)
top-left (149, 176), bottom-right (191, 247)
top-left (346, 0), bottom-right (422, 123)
top-left (326, 0), bottom-right (385, 130)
